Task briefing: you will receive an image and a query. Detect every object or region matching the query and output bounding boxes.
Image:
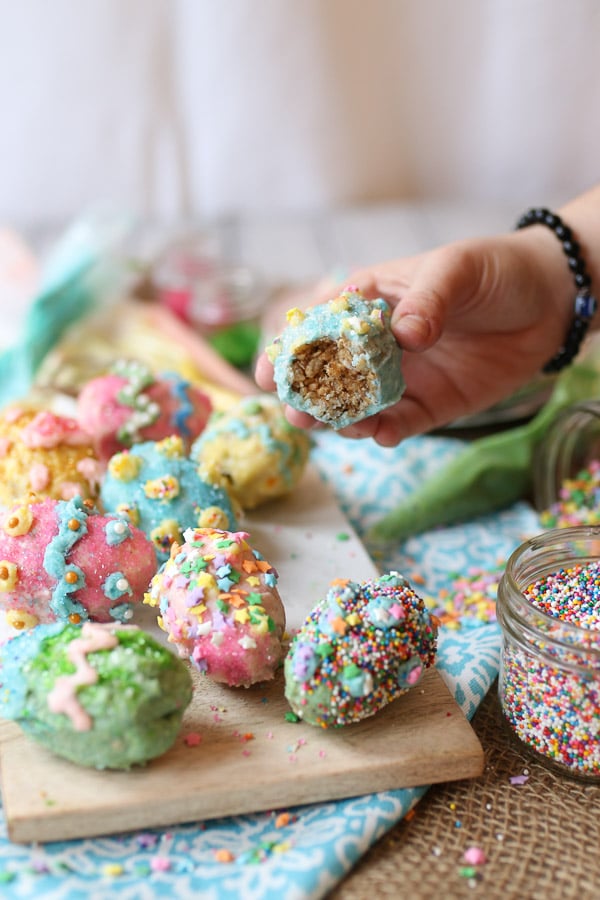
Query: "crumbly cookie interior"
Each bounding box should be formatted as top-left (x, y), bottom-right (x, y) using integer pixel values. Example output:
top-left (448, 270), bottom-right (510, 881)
top-left (290, 338), bottom-right (376, 422)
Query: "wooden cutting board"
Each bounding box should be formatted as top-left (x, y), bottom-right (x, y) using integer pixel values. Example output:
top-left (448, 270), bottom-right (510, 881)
top-left (0, 466), bottom-right (484, 843)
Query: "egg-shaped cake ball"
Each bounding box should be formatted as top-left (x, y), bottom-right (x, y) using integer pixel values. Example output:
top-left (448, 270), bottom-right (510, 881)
top-left (146, 527), bottom-right (286, 687)
top-left (77, 359), bottom-right (212, 463)
top-left (0, 495), bottom-right (157, 635)
top-left (266, 288), bottom-right (405, 429)
top-left (0, 621), bottom-right (193, 769)
top-left (100, 435), bottom-right (238, 563)
top-left (284, 572), bottom-right (438, 727)
top-left (191, 394), bottom-right (311, 510)
top-left (0, 407), bottom-right (101, 506)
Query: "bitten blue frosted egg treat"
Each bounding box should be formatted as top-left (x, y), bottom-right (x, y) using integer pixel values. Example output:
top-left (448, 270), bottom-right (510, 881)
top-left (266, 288), bottom-right (405, 429)
top-left (284, 572), bottom-right (438, 727)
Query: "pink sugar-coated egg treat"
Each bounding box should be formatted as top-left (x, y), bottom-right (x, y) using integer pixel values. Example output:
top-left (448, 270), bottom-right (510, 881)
top-left (0, 407), bottom-right (102, 506)
top-left (145, 527), bottom-right (286, 687)
top-left (0, 495), bottom-right (158, 637)
top-left (77, 359), bottom-right (212, 463)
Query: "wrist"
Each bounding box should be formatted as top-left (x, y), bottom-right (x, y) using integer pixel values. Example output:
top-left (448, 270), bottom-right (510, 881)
top-left (515, 208), bottom-right (597, 372)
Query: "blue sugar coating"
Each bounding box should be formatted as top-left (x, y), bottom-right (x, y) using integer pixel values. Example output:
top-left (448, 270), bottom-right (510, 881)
top-left (101, 440), bottom-right (237, 563)
top-left (0, 622), bottom-right (65, 719)
top-left (268, 291), bottom-right (405, 429)
top-left (104, 517), bottom-right (132, 546)
top-left (108, 600), bottom-right (135, 622)
top-left (42, 496), bottom-right (90, 621)
top-left (102, 571), bottom-right (132, 601)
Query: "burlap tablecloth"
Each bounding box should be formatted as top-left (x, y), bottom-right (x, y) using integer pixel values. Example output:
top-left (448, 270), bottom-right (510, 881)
top-left (330, 681), bottom-right (599, 900)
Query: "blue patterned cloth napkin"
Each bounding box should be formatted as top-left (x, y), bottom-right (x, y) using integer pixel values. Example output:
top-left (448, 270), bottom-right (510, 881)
top-left (0, 430), bottom-right (541, 899)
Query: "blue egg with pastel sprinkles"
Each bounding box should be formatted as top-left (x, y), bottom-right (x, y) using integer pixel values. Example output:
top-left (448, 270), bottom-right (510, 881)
top-left (100, 435), bottom-right (237, 563)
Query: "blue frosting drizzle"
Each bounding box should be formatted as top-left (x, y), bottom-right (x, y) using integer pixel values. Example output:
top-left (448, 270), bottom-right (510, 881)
top-left (42, 496), bottom-right (90, 620)
top-left (102, 571), bottom-right (132, 601)
top-left (165, 372), bottom-right (194, 437)
top-left (104, 517), bottom-right (132, 546)
top-left (0, 622), bottom-right (65, 719)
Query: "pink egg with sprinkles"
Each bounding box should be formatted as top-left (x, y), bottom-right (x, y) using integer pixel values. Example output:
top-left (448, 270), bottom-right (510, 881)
top-left (0, 496), bottom-right (158, 633)
top-left (77, 359), bottom-right (212, 463)
top-left (146, 527), bottom-right (285, 687)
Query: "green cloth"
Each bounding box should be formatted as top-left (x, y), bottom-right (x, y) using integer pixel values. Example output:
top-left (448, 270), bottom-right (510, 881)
top-left (368, 362), bottom-right (600, 543)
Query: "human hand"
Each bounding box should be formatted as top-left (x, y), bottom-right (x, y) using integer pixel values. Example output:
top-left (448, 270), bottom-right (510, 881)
top-left (255, 229), bottom-right (574, 446)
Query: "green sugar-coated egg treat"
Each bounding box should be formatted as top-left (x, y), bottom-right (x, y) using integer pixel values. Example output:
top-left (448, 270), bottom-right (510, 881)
top-left (0, 621), bottom-right (193, 769)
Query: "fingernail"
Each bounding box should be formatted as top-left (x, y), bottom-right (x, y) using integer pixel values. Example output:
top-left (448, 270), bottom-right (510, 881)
top-left (394, 313), bottom-right (431, 344)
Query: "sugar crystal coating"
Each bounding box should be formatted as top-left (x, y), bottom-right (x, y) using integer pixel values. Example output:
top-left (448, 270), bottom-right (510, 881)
top-left (0, 407), bottom-right (101, 505)
top-left (0, 621), bottom-right (192, 769)
top-left (146, 527), bottom-right (285, 687)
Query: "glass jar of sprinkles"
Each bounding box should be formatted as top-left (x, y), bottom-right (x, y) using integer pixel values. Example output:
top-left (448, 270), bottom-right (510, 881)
top-left (496, 526), bottom-right (600, 781)
top-left (534, 400), bottom-right (600, 527)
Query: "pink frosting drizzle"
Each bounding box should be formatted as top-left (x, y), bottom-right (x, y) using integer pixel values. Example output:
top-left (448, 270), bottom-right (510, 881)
top-left (47, 623), bottom-right (120, 731)
top-left (29, 462), bottom-right (50, 491)
top-left (21, 411), bottom-right (90, 449)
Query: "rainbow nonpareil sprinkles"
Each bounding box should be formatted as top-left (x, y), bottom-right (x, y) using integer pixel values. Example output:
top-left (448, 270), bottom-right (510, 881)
top-left (284, 572), bottom-right (438, 728)
top-left (499, 558), bottom-right (600, 778)
top-left (540, 459), bottom-right (600, 529)
top-left (523, 560), bottom-right (600, 630)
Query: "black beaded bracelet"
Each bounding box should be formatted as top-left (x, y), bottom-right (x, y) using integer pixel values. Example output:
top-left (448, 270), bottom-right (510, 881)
top-left (516, 207), bottom-right (597, 373)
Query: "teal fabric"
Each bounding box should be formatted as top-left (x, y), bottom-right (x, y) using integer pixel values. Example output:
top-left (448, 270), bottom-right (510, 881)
top-left (0, 430), bottom-right (542, 899)
top-left (0, 212), bottom-right (131, 406)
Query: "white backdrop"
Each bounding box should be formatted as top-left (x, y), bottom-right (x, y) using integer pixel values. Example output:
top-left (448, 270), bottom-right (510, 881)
top-left (1, 0), bottom-right (600, 227)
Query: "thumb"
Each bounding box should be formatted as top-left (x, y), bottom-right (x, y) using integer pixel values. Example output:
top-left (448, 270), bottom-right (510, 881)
top-left (389, 243), bottom-right (483, 352)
